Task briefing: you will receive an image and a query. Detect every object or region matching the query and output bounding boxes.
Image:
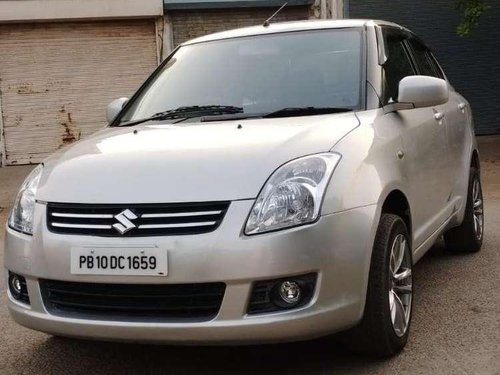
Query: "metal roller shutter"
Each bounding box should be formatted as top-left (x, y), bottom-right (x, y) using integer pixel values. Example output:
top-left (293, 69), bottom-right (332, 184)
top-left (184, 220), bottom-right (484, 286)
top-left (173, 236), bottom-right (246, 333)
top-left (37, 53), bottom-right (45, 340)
top-left (348, 0), bottom-right (500, 135)
top-left (0, 20), bottom-right (158, 165)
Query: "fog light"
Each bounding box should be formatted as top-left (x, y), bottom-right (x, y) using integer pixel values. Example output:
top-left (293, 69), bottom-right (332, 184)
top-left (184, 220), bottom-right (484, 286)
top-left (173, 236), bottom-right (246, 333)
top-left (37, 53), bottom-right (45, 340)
top-left (271, 279), bottom-right (308, 308)
top-left (248, 273), bottom-right (316, 314)
top-left (8, 272), bottom-right (30, 304)
top-left (10, 275), bottom-right (22, 296)
top-left (279, 281), bottom-right (301, 305)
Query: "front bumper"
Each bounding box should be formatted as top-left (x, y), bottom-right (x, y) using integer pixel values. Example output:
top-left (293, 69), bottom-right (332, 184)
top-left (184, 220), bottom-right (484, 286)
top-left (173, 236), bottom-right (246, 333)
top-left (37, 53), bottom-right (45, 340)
top-left (5, 200), bottom-right (378, 344)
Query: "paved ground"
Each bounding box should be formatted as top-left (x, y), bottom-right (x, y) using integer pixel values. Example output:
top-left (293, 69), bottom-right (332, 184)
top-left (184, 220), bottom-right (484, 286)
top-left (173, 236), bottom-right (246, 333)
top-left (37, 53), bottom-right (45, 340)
top-left (0, 137), bottom-right (499, 374)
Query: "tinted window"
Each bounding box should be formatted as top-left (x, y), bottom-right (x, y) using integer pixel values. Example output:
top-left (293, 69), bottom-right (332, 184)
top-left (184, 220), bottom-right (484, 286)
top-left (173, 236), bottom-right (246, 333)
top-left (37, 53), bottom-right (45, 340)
top-left (408, 38), bottom-right (443, 78)
top-left (428, 52), bottom-right (445, 79)
top-left (382, 29), bottom-right (416, 103)
top-left (120, 29), bottom-right (363, 123)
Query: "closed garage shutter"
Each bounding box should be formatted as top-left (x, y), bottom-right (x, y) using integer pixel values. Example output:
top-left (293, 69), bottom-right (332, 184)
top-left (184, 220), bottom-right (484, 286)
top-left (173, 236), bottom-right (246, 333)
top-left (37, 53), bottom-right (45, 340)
top-left (349, 1), bottom-right (500, 135)
top-left (0, 20), bottom-right (158, 165)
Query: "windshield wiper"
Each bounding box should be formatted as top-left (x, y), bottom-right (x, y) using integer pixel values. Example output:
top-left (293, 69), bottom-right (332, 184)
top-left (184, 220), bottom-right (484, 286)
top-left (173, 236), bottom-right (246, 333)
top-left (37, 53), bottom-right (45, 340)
top-left (118, 105), bottom-right (244, 127)
top-left (199, 107), bottom-right (352, 123)
top-left (120, 106), bottom-right (352, 126)
top-left (261, 107), bottom-right (352, 118)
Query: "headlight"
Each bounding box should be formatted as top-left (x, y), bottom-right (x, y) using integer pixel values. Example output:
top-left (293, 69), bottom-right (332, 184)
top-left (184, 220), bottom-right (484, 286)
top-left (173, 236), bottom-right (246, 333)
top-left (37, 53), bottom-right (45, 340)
top-left (8, 164), bottom-right (43, 235)
top-left (245, 153), bottom-right (341, 235)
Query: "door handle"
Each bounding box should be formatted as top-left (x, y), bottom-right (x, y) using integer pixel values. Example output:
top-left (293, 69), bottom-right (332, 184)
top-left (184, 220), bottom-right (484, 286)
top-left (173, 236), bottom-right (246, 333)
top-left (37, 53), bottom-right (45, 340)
top-left (434, 112), bottom-right (444, 121)
top-left (458, 102), bottom-right (466, 113)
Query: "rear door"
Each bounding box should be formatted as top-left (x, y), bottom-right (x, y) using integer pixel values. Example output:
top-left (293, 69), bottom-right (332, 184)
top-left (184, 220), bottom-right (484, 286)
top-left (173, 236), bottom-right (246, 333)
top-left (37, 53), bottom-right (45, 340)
top-left (381, 28), bottom-right (451, 247)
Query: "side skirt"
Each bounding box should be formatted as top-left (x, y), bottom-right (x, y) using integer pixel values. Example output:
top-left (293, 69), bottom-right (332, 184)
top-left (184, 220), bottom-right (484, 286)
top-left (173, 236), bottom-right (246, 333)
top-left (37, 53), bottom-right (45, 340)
top-left (412, 211), bottom-right (459, 264)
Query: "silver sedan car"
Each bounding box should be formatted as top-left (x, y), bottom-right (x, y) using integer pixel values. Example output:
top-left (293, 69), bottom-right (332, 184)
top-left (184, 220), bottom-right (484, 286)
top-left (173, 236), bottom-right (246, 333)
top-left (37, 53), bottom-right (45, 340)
top-left (5, 20), bottom-right (484, 356)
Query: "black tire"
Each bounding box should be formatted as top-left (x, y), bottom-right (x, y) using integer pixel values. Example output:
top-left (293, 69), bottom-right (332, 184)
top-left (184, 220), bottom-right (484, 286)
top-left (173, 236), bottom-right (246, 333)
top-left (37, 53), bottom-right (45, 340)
top-left (444, 167), bottom-right (484, 253)
top-left (340, 214), bottom-right (413, 357)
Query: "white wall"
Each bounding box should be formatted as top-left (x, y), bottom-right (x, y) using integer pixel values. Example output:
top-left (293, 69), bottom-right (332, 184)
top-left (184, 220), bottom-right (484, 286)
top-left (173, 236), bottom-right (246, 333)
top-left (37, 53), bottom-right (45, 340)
top-left (0, 0), bottom-right (163, 23)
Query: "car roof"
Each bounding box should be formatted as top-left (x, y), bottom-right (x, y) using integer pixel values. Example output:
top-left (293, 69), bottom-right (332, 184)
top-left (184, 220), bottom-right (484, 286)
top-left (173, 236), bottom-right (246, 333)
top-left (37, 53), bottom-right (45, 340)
top-left (182, 19), bottom-right (407, 46)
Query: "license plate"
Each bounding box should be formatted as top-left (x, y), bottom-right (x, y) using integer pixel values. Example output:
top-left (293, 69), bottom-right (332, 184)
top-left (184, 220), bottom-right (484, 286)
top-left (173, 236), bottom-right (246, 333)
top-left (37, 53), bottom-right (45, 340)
top-left (70, 247), bottom-right (168, 276)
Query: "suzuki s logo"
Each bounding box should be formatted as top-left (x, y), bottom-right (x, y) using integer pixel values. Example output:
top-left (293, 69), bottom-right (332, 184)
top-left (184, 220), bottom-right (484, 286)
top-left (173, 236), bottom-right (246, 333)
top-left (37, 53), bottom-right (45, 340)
top-left (113, 209), bottom-right (137, 234)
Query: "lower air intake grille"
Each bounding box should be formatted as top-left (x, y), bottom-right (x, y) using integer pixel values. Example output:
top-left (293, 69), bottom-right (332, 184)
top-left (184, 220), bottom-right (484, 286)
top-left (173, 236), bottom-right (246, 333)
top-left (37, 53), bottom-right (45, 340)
top-left (46, 201), bottom-right (230, 237)
top-left (40, 280), bottom-right (226, 322)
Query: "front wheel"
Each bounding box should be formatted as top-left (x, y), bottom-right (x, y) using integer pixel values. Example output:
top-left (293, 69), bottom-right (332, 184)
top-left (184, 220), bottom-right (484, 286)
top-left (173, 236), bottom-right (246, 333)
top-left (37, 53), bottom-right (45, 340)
top-left (341, 214), bottom-right (413, 357)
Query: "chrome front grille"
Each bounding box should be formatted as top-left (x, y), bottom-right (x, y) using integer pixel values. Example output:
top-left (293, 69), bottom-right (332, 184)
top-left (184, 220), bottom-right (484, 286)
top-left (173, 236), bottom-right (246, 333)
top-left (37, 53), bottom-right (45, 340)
top-left (46, 202), bottom-right (230, 237)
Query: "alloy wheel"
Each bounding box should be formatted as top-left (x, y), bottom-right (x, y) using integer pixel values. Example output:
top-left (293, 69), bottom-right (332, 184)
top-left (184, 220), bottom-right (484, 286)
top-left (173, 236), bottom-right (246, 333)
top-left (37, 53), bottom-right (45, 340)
top-left (388, 234), bottom-right (412, 337)
top-left (472, 176), bottom-right (484, 241)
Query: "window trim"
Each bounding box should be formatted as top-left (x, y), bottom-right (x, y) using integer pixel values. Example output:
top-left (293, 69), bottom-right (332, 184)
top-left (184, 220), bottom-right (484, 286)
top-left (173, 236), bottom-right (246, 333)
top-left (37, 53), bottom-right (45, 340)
top-left (428, 52), bottom-right (446, 80)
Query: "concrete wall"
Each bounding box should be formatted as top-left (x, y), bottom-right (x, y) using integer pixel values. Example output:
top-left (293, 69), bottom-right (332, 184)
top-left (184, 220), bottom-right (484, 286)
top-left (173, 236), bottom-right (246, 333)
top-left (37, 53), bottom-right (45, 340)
top-left (169, 6), bottom-right (313, 47)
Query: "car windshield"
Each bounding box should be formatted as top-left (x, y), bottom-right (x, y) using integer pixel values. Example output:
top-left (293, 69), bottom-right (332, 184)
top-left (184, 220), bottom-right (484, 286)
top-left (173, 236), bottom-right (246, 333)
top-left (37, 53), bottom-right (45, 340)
top-left (119, 28), bottom-right (363, 124)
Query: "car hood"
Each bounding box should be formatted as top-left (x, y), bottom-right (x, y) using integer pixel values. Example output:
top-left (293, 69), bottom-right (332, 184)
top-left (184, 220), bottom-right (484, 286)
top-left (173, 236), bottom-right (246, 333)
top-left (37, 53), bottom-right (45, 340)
top-left (38, 113), bottom-right (359, 203)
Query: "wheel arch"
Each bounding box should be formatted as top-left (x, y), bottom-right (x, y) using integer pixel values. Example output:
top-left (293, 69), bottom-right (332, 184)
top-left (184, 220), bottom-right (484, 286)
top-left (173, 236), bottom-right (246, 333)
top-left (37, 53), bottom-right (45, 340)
top-left (471, 148), bottom-right (480, 171)
top-left (352, 187), bottom-right (414, 335)
top-left (380, 189), bottom-right (412, 246)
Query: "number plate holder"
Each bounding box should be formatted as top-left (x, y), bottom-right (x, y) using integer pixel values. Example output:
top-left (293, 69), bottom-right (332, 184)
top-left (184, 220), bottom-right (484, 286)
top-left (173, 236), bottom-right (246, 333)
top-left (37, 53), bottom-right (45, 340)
top-left (70, 246), bottom-right (168, 276)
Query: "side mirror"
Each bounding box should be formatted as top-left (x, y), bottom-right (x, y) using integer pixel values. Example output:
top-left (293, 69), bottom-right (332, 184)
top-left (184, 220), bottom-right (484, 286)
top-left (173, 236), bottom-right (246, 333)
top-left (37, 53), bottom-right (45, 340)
top-left (106, 97), bottom-right (129, 123)
top-left (398, 75), bottom-right (449, 108)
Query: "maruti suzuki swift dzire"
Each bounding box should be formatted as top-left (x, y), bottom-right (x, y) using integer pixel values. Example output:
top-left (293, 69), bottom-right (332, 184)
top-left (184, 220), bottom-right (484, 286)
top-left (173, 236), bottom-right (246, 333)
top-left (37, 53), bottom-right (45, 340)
top-left (5, 20), bottom-right (484, 356)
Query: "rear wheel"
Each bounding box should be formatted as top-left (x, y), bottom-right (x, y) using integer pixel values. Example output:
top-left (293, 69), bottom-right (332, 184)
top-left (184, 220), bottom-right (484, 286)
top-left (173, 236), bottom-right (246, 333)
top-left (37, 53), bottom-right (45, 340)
top-left (444, 167), bottom-right (484, 253)
top-left (341, 214), bottom-right (413, 357)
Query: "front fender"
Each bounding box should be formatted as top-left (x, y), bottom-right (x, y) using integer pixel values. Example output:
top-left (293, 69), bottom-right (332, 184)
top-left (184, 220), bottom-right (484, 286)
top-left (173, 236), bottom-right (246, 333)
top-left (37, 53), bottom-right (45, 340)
top-left (322, 112), bottom-right (410, 218)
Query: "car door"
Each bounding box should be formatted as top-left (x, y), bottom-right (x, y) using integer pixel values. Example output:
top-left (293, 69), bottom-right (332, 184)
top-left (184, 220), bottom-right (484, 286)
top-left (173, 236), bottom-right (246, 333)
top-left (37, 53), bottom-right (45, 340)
top-left (406, 38), bottom-right (470, 209)
top-left (444, 88), bottom-right (470, 204)
top-left (381, 28), bottom-right (451, 248)
top-left (430, 51), bottom-right (470, 205)
top-left (406, 38), bottom-right (465, 205)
